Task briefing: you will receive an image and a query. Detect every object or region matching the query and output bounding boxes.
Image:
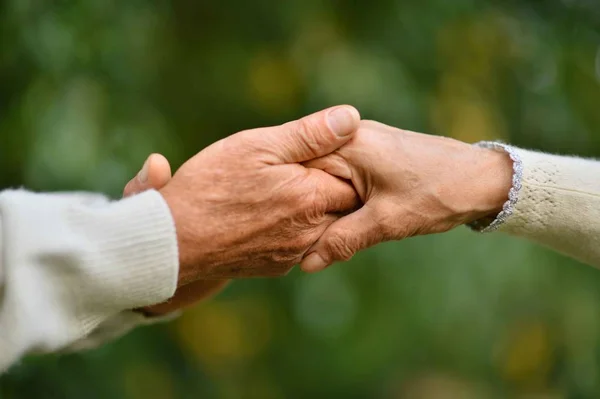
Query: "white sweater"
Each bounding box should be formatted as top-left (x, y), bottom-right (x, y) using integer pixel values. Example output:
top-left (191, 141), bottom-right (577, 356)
top-left (1, 146), bottom-right (600, 373)
top-left (498, 148), bottom-right (600, 266)
top-left (0, 189), bottom-right (178, 372)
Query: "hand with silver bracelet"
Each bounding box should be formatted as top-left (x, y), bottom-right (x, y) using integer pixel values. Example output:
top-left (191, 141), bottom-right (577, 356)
top-left (301, 119), bottom-right (600, 272)
top-left (299, 120), bottom-right (517, 272)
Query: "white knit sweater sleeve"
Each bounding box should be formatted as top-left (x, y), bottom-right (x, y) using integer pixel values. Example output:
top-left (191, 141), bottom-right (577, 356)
top-left (494, 148), bottom-right (600, 268)
top-left (0, 189), bottom-right (179, 373)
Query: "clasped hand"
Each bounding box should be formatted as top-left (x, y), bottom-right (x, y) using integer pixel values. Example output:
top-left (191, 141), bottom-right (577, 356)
top-left (124, 108), bottom-right (513, 315)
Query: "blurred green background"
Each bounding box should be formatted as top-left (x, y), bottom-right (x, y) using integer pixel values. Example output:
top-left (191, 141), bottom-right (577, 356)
top-left (2, 0), bottom-right (600, 398)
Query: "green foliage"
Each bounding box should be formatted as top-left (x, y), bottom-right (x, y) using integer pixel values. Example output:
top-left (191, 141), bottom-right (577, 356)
top-left (2, 1), bottom-right (600, 398)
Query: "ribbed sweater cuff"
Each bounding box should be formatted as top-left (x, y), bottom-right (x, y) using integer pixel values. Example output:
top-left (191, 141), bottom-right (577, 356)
top-left (0, 189), bottom-right (179, 333)
top-left (78, 189), bottom-right (179, 311)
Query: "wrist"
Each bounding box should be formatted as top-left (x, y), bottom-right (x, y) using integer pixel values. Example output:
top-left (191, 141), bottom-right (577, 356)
top-left (159, 186), bottom-right (204, 287)
top-left (465, 146), bottom-right (515, 223)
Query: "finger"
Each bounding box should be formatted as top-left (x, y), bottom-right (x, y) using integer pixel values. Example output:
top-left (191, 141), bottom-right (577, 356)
top-left (300, 206), bottom-right (383, 273)
top-left (123, 153), bottom-right (172, 197)
top-left (311, 169), bottom-right (361, 213)
top-left (244, 105), bottom-right (360, 164)
top-left (304, 152), bottom-right (353, 181)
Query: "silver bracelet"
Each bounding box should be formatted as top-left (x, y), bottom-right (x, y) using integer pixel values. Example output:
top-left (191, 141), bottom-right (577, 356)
top-left (467, 141), bottom-right (523, 233)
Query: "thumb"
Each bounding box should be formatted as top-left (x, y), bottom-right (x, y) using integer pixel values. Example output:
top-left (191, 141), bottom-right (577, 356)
top-left (300, 205), bottom-right (383, 273)
top-left (246, 105), bottom-right (360, 164)
top-left (123, 153), bottom-right (172, 197)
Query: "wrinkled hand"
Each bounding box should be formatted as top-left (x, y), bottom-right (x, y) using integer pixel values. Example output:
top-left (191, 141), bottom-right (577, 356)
top-left (301, 120), bottom-right (514, 272)
top-left (123, 154), bottom-right (229, 316)
top-left (159, 106), bottom-right (361, 285)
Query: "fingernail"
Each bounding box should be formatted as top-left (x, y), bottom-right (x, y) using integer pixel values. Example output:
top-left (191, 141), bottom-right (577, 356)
top-left (301, 252), bottom-right (328, 273)
top-left (138, 159), bottom-right (149, 183)
top-left (327, 107), bottom-right (358, 137)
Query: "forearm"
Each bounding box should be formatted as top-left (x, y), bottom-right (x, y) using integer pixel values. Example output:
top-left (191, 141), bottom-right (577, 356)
top-left (0, 189), bottom-right (178, 372)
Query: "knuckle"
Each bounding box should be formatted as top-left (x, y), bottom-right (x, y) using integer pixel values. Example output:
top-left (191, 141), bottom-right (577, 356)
top-left (377, 211), bottom-right (413, 240)
top-left (373, 212), bottom-right (393, 234)
top-left (292, 179), bottom-right (326, 222)
top-left (293, 118), bottom-right (330, 157)
top-left (295, 117), bottom-right (318, 137)
top-left (378, 215), bottom-right (405, 241)
top-left (269, 227), bottom-right (314, 264)
top-left (289, 190), bottom-right (314, 216)
top-left (298, 232), bottom-right (317, 251)
top-left (287, 232), bottom-right (312, 254)
top-left (325, 232), bottom-right (355, 261)
top-left (368, 203), bottom-right (402, 238)
top-left (304, 209), bottom-right (323, 227)
top-left (302, 200), bottom-right (326, 226)
top-left (302, 182), bottom-right (323, 208)
top-left (278, 224), bottom-right (318, 256)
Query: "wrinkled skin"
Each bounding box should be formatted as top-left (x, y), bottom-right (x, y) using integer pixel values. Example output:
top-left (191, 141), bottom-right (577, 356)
top-left (124, 106), bottom-right (361, 314)
top-left (123, 153), bottom-right (229, 315)
top-left (301, 120), bottom-right (514, 273)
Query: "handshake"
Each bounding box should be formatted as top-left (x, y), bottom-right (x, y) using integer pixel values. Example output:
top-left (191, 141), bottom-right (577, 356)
top-left (124, 106), bottom-right (514, 316)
